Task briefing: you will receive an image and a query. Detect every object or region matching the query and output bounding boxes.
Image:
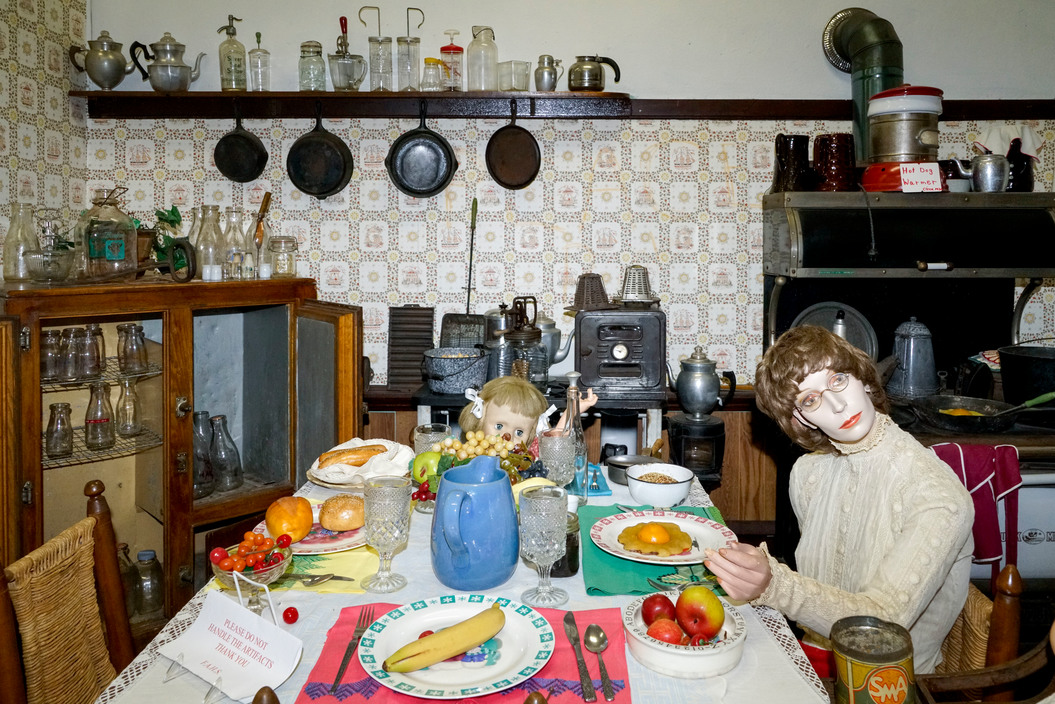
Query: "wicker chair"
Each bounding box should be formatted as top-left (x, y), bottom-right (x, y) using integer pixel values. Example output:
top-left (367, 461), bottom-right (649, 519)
top-left (0, 480), bottom-right (135, 704)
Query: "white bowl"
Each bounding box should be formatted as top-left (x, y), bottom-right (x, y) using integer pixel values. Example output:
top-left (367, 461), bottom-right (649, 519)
top-left (626, 463), bottom-right (694, 508)
top-left (622, 593), bottom-right (746, 678)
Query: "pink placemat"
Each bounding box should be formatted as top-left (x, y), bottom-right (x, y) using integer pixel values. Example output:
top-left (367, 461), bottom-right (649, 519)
top-left (296, 602), bottom-right (632, 703)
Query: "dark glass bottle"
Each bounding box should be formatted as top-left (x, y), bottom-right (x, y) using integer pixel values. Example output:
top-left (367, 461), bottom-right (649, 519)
top-left (192, 411), bottom-right (216, 499)
top-left (209, 415), bottom-right (243, 492)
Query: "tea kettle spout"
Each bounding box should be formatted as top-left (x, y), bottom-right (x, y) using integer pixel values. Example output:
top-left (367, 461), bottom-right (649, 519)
top-left (551, 329), bottom-right (575, 364)
top-left (189, 52), bottom-right (206, 83)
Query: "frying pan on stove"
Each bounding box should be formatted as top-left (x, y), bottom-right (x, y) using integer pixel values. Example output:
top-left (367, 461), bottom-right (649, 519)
top-left (486, 100), bottom-right (540, 190)
top-left (286, 103), bottom-right (354, 199)
top-left (910, 391), bottom-right (1055, 433)
top-left (214, 106), bottom-right (268, 183)
top-left (386, 100), bottom-right (458, 198)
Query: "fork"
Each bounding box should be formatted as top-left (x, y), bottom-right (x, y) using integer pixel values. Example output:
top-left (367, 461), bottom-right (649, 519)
top-left (330, 605), bottom-right (374, 694)
top-left (589, 467), bottom-right (601, 491)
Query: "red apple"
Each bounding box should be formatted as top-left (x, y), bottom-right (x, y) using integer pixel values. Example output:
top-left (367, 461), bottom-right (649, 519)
top-left (645, 617), bottom-right (685, 645)
top-left (641, 593), bottom-right (677, 627)
top-left (675, 585), bottom-right (726, 641)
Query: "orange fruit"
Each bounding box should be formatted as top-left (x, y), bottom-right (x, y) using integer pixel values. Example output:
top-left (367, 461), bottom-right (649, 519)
top-left (637, 523), bottom-right (671, 544)
top-left (265, 496), bottom-right (313, 543)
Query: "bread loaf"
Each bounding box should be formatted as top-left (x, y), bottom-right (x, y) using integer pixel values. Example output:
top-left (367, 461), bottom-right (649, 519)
top-left (317, 444), bottom-right (387, 469)
top-left (318, 494), bottom-right (365, 532)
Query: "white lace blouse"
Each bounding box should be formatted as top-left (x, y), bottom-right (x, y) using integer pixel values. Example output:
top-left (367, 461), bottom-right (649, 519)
top-left (754, 413), bottom-right (975, 673)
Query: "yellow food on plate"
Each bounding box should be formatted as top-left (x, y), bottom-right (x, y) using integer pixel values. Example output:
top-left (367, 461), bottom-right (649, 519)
top-left (265, 496), bottom-right (313, 543)
top-left (617, 521), bottom-right (693, 557)
top-left (383, 603), bottom-right (505, 673)
top-left (318, 493), bottom-right (365, 532)
top-left (939, 408), bottom-right (984, 416)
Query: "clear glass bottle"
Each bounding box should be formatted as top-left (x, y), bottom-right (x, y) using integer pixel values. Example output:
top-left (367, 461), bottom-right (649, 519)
top-left (564, 371), bottom-right (589, 505)
top-left (40, 329), bottom-right (62, 381)
top-left (185, 205), bottom-right (202, 246)
top-left (121, 324), bottom-right (148, 374)
top-left (299, 41), bottom-right (327, 91)
top-left (440, 30), bottom-right (463, 91)
top-left (87, 322), bottom-right (106, 374)
top-left (210, 415), bottom-right (243, 492)
top-left (59, 327), bottom-right (82, 380)
top-left (134, 549), bottom-right (164, 616)
top-left (397, 36), bottom-right (420, 91)
top-left (115, 378), bottom-right (141, 437)
top-left (85, 381), bottom-right (116, 451)
top-left (268, 234), bottom-right (297, 278)
top-left (45, 402), bottom-right (73, 458)
top-left (368, 35), bottom-right (393, 91)
top-left (248, 32), bottom-right (270, 91)
top-left (196, 204), bottom-right (223, 281)
top-left (420, 57), bottom-right (444, 91)
top-left (245, 192), bottom-right (271, 280)
top-left (79, 326), bottom-right (101, 378)
top-left (192, 411), bottom-right (216, 500)
top-left (81, 188), bottom-right (137, 282)
top-left (117, 543), bottom-right (139, 618)
top-left (217, 15), bottom-right (247, 91)
top-left (466, 26), bottom-right (498, 91)
top-left (2, 202), bottom-right (39, 282)
top-left (221, 206), bottom-right (245, 281)
top-left (115, 323), bottom-right (133, 371)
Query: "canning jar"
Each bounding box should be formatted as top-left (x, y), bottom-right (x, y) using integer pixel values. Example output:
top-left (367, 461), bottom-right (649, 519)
top-left (298, 41), bottom-right (326, 91)
top-left (268, 234), bottom-right (298, 278)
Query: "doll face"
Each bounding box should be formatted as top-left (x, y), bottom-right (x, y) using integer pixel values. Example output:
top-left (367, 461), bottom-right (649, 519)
top-left (481, 401), bottom-right (534, 446)
top-left (793, 369), bottom-right (876, 444)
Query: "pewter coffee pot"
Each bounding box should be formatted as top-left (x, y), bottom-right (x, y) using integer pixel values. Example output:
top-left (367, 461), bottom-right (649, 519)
top-left (568, 55), bottom-right (620, 91)
top-left (670, 346), bottom-right (736, 419)
top-left (130, 33), bottom-right (205, 92)
top-left (885, 317), bottom-right (938, 399)
top-left (944, 153), bottom-right (1010, 193)
top-left (69, 30), bottom-right (142, 90)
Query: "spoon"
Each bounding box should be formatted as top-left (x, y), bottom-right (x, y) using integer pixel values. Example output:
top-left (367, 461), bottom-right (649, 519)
top-left (583, 624), bottom-right (616, 701)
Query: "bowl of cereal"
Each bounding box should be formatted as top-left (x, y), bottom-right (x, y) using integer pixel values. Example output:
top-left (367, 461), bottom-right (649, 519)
top-left (626, 463), bottom-right (694, 509)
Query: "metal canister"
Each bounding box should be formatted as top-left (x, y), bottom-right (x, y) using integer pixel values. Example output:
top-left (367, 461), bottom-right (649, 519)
top-left (831, 616), bottom-right (915, 704)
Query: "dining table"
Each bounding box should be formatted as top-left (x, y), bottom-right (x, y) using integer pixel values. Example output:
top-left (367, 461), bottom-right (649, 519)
top-left (94, 467), bottom-right (829, 704)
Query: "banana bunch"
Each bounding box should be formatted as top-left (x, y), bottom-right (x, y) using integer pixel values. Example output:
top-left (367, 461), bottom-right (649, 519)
top-left (382, 602), bottom-right (506, 673)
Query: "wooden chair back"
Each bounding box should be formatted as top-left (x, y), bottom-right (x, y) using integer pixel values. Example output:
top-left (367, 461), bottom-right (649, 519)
top-left (0, 480), bottom-right (134, 704)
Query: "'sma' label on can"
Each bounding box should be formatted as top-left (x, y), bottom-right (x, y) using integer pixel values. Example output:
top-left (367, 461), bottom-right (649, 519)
top-left (832, 616), bottom-right (915, 704)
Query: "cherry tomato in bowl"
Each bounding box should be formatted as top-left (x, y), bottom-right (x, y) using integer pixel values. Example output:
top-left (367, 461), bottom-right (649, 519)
top-left (283, 606), bottom-right (299, 624)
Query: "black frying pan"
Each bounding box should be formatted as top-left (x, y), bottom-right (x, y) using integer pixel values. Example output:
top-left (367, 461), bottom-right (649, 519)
top-left (214, 110), bottom-right (268, 183)
top-left (286, 104), bottom-right (354, 199)
top-left (910, 392), bottom-right (1055, 433)
top-left (386, 100), bottom-right (458, 198)
top-left (486, 100), bottom-right (540, 190)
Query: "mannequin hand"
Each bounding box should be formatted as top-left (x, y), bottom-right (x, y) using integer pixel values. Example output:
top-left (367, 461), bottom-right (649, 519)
top-left (703, 542), bottom-right (771, 602)
top-left (580, 388), bottom-right (598, 413)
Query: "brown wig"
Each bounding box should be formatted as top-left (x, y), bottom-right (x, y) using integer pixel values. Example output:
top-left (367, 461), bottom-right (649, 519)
top-left (458, 376), bottom-right (549, 445)
top-left (755, 325), bottom-right (889, 453)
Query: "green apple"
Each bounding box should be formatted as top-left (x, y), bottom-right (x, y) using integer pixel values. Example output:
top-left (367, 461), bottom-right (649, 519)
top-left (411, 451), bottom-right (442, 484)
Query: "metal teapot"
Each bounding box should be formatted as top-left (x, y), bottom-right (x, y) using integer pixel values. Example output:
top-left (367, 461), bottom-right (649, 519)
top-left (669, 346), bottom-right (736, 419)
top-left (568, 55), bottom-right (620, 91)
top-left (130, 33), bottom-right (205, 93)
top-left (885, 317), bottom-right (938, 399)
top-left (69, 30), bottom-right (142, 90)
top-left (536, 314), bottom-right (575, 366)
top-left (943, 153), bottom-right (1010, 193)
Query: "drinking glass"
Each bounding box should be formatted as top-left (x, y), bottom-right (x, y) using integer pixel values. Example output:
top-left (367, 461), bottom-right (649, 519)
top-left (519, 485), bottom-right (569, 607)
top-left (538, 430), bottom-right (576, 486)
top-left (411, 423), bottom-right (451, 455)
top-left (362, 476), bottom-right (412, 593)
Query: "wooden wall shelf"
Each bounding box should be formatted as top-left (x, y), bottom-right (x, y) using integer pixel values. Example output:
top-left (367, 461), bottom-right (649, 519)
top-left (70, 91), bottom-right (1055, 122)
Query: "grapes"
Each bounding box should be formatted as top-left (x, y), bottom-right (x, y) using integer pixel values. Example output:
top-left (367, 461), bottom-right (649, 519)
top-left (519, 459), bottom-right (548, 479)
top-left (437, 430), bottom-right (516, 463)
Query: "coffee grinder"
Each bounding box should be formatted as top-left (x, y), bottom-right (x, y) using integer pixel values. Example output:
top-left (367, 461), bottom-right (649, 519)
top-left (667, 346), bottom-right (736, 489)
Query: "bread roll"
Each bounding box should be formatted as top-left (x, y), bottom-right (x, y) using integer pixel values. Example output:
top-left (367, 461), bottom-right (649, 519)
top-left (318, 494), bottom-right (365, 532)
top-left (318, 444), bottom-right (388, 469)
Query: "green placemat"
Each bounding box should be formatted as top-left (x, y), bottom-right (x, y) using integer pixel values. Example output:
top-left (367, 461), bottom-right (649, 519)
top-left (579, 504), bottom-right (727, 596)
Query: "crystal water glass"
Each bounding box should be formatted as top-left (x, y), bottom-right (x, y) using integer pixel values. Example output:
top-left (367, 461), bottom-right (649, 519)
top-left (519, 485), bottom-right (569, 607)
top-left (362, 476), bottom-right (412, 593)
top-left (538, 430), bottom-right (576, 486)
top-left (411, 423), bottom-right (450, 455)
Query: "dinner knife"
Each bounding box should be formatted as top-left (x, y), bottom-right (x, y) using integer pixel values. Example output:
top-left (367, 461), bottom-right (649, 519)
top-left (563, 611), bottom-right (597, 702)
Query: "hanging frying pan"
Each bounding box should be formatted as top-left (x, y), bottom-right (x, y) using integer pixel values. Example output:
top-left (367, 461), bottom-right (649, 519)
top-left (214, 104), bottom-right (268, 183)
top-left (486, 99), bottom-right (540, 190)
top-left (286, 103), bottom-right (354, 199)
top-left (385, 100), bottom-right (458, 198)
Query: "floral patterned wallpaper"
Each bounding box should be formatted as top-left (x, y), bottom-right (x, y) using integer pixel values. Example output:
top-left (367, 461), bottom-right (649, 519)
top-left (4, 0), bottom-right (1054, 386)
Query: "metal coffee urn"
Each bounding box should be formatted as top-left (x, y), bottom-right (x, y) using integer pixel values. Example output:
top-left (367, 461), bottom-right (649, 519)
top-left (666, 346), bottom-right (736, 488)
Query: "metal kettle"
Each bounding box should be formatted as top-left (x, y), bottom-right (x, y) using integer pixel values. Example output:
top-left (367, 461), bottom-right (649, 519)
top-left (536, 314), bottom-right (575, 366)
top-left (568, 55), bottom-right (620, 91)
top-left (669, 346), bottom-right (736, 419)
top-left (885, 317), bottom-right (938, 399)
top-left (69, 30), bottom-right (143, 90)
top-left (130, 33), bottom-right (205, 93)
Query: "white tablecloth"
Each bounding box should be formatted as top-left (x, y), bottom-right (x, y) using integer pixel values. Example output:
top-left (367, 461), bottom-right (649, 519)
top-left (96, 473), bottom-right (828, 704)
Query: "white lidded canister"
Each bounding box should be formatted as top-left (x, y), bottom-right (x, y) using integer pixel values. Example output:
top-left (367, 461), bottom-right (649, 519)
top-left (866, 85), bottom-right (943, 163)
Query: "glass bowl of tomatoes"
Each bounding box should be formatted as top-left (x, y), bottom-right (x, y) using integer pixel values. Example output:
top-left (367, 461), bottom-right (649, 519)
top-left (210, 531), bottom-right (293, 612)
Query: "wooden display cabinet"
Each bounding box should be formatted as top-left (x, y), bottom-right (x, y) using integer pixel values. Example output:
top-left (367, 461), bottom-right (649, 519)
top-left (0, 278), bottom-right (362, 613)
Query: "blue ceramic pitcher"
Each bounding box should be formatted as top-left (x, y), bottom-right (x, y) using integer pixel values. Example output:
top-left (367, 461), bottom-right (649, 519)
top-left (431, 455), bottom-right (519, 590)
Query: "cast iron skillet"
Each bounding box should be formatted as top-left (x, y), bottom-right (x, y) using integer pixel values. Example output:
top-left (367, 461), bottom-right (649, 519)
top-left (214, 109), bottom-right (268, 183)
top-left (911, 395), bottom-right (1023, 434)
top-left (286, 104), bottom-right (354, 199)
top-left (386, 100), bottom-right (458, 198)
top-left (486, 100), bottom-right (540, 190)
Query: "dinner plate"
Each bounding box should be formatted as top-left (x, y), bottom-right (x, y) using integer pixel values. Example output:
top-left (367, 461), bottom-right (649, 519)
top-left (358, 594), bottom-right (555, 699)
top-left (590, 510), bottom-right (738, 565)
top-left (253, 504), bottom-right (366, 555)
top-left (305, 467), bottom-right (367, 490)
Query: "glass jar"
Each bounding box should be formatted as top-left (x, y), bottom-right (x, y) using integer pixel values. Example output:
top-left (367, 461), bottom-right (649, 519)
top-left (248, 33), bottom-right (270, 91)
top-left (210, 415), bottom-right (243, 492)
top-left (86, 323), bottom-right (106, 374)
top-left (195, 204), bottom-right (223, 282)
top-left (45, 402), bottom-right (73, 458)
top-left (299, 41), bottom-right (327, 91)
top-left (85, 381), bottom-right (116, 451)
top-left (2, 202), bottom-right (39, 282)
top-left (440, 30), bottom-right (463, 91)
top-left (507, 327), bottom-right (549, 394)
top-left (397, 36), bottom-right (420, 91)
top-left (551, 512), bottom-right (580, 577)
top-left (40, 329), bottom-right (62, 381)
top-left (134, 549), bottom-right (164, 616)
top-left (115, 377), bottom-right (141, 437)
top-left (368, 36), bottom-right (393, 91)
top-left (466, 26), bottom-right (498, 91)
top-left (268, 234), bottom-right (298, 278)
top-left (80, 188), bottom-right (137, 282)
top-left (192, 410), bottom-right (216, 500)
top-left (420, 57), bottom-right (444, 91)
